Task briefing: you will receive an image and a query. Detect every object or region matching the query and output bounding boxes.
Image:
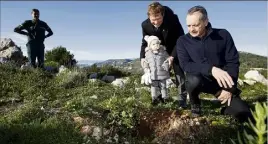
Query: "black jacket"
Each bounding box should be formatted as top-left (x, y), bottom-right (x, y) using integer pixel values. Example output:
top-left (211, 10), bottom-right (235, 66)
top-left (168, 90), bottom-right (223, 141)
top-left (176, 23), bottom-right (240, 86)
top-left (14, 20), bottom-right (53, 43)
top-left (140, 6), bottom-right (185, 59)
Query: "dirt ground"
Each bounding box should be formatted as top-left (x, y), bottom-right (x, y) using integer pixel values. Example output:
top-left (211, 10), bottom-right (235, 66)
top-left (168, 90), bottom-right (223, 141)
top-left (136, 109), bottom-right (217, 144)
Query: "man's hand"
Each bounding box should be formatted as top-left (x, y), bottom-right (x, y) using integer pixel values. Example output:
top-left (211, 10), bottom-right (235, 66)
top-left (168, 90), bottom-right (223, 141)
top-left (168, 56), bottom-right (174, 68)
top-left (140, 58), bottom-right (146, 69)
top-left (211, 66), bottom-right (234, 88)
top-left (217, 90), bottom-right (232, 106)
top-left (162, 59), bottom-right (169, 71)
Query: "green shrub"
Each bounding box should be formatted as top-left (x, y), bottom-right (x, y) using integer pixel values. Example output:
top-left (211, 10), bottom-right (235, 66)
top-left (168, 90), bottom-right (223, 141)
top-left (44, 61), bottom-right (60, 68)
top-left (99, 65), bottom-right (130, 78)
top-left (0, 58), bottom-right (267, 144)
top-left (83, 64), bottom-right (131, 79)
top-left (231, 102), bottom-right (267, 144)
top-left (54, 69), bottom-right (88, 89)
top-left (1, 102), bottom-right (46, 124)
top-left (0, 115), bottom-right (84, 144)
top-left (45, 46), bottom-right (77, 68)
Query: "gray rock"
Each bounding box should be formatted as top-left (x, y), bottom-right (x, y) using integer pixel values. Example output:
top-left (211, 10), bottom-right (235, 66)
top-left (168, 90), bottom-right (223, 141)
top-left (89, 73), bottom-right (98, 79)
top-left (244, 70), bottom-right (268, 85)
top-left (101, 75), bottom-right (115, 83)
top-left (0, 57), bottom-right (8, 63)
top-left (0, 38), bottom-right (15, 51)
top-left (0, 38), bottom-right (24, 63)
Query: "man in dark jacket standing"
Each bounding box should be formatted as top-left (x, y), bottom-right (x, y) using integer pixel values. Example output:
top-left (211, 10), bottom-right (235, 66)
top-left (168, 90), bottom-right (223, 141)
top-left (140, 2), bottom-right (187, 107)
top-left (176, 5), bottom-right (253, 123)
top-left (14, 9), bottom-right (53, 68)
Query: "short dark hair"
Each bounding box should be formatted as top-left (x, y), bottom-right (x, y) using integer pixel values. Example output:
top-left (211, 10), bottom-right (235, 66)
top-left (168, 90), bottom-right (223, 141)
top-left (187, 5), bottom-right (208, 21)
top-left (32, 8), bottom-right (39, 13)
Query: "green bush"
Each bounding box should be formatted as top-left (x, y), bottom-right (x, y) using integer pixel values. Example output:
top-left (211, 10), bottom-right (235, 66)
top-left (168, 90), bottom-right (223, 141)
top-left (45, 46), bottom-right (77, 68)
top-left (231, 102), bottom-right (267, 144)
top-left (83, 64), bottom-right (131, 79)
top-left (0, 115), bottom-right (84, 144)
top-left (54, 69), bottom-right (88, 89)
top-left (0, 59), bottom-right (267, 144)
top-left (44, 61), bottom-right (60, 68)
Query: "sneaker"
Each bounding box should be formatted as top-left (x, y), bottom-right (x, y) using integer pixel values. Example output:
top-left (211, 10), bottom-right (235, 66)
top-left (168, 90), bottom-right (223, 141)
top-left (191, 104), bottom-right (201, 117)
top-left (178, 100), bottom-right (187, 109)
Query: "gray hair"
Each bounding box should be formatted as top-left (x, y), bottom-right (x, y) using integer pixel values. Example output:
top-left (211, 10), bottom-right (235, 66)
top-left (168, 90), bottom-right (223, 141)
top-left (187, 5), bottom-right (208, 21)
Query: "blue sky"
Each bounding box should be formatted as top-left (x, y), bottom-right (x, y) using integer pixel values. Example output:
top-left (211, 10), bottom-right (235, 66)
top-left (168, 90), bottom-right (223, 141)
top-left (1, 1), bottom-right (267, 61)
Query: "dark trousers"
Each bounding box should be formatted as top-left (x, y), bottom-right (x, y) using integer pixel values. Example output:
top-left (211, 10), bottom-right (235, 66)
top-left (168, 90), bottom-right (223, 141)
top-left (185, 73), bottom-right (254, 123)
top-left (26, 41), bottom-right (45, 68)
top-left (172, 57), bottom-right (187, 101)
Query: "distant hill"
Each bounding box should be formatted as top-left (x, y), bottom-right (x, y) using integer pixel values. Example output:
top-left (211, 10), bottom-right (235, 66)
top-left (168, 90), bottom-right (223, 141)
top-left (94, 59), bottom-right (133, 67)
top-left (238, 51), bottom-right (267, 68)
top-left (76, 60), bottom-right (103, 68)
top-left (77, 51), bottom-right (267, 73)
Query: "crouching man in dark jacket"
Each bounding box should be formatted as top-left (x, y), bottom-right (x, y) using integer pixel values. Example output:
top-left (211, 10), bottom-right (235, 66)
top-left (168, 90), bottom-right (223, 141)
top-left (176, 5), bottom-right (253, 123)
top-left (14, 8), bottom-right (53, 68)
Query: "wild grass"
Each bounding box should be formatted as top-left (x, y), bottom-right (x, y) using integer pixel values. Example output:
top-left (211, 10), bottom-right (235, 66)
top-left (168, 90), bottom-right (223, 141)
top-left (0, 63), bottom-right (267, 144)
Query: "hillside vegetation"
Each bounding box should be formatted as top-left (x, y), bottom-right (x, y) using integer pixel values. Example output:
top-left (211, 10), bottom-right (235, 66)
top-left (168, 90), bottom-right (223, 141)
top-left (98, 51), bottom-right (267, 77)
top-left (239, 51), bottom-right (267, 69)
top-left (0, 57), bottom-right (267, 144)
top-left (0, 41), bottom-right (267, 144)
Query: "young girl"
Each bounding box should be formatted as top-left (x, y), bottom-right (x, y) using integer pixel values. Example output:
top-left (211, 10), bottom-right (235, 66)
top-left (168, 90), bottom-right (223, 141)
top-left (141, 35), bottom-right (170, 105)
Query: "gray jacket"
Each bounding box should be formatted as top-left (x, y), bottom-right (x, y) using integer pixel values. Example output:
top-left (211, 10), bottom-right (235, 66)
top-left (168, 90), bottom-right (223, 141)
top-left (144, 46), bottom-right (170, 80)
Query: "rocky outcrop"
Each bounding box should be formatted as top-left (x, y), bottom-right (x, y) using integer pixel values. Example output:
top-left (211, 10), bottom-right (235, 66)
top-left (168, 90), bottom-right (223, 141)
top-left (0, 38), bottom-right (24, 63)
top-left (244, 70), bottom-right (268, 85)
top-left (236, 70), bottom-right (268, 86)
top-left (101, 75), bottom-right (116, 83)
top-left (111, 77), bottom-right (130, 88)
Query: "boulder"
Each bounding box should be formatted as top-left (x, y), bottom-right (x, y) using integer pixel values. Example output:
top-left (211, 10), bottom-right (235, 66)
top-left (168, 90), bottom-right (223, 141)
top-left (89, 73), bottom-right (98, 79)
top-left (111, 78), bottom-right (125, 88)
top-left (20, 62), bottom-right (32, 70)
top-left (58, 65), bottom-right (68, 73)
top-left (0, 57), bottom-right (8, 63)
top-left (44, 65), bottom-right (59, 73)
top-left (0, 38), bottom-right (15, 51)
top-left (0, 38), bottom-right (24, 63)
top-left (243, 79), bottom-right (257, 86)
top-left (244, 70), bottom-right (268, 85)
top-left (101, 75), bottom-right (115, 83)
